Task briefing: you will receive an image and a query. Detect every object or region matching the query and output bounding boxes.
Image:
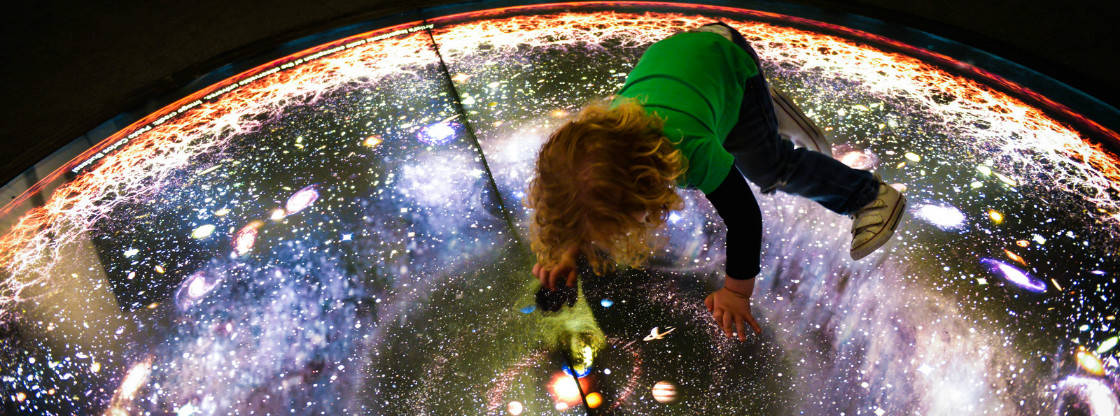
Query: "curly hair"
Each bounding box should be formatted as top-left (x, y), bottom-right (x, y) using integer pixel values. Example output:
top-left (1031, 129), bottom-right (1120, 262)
top-left (527, 100), bottom-right (686, 274)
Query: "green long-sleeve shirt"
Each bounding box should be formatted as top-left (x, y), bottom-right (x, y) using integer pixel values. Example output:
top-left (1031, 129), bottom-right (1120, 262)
top-left (613, 31), bottom-right (758, 194)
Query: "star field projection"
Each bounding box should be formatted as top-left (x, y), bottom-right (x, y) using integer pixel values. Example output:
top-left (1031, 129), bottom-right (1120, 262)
top-left (2, 3), bottom-right (1120, 415)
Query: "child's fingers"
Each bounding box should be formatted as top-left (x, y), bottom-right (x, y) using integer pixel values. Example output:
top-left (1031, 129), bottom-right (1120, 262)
top-left (704, 295), bottom-right (714, 313)
top-left (722, 313), bottom-right (735, 338)
top-left (735, 317), bottom-right (747, 341)
top-left (565, 270), bottom-right (578, 288)
top-left (746, 313), bottom-right (762, 334)
top-left (532, 264), bottom-right (542, 282)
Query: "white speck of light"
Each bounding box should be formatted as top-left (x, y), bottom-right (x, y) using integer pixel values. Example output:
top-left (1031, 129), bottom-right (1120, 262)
top-left (917, 364), bottom-right (933, 375)
top-left (668, 212), bottom-right (683, 224)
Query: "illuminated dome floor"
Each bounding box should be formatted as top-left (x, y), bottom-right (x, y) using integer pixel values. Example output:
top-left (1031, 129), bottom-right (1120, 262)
top-left (2, 2), bottom-right (1119, 415)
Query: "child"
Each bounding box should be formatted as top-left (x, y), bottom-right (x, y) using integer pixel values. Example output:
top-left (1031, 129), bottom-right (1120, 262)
top-left (528, 23), bottom-right (906, 341)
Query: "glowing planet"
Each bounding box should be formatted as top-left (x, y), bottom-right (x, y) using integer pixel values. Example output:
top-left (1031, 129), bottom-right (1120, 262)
top-left (562, 362), bottom-right (592, 378)
top-left (600, 299), bottom-right (614, 308)
top-left (652, 380), bottom-right (678, 403)
top-left (285, 185), bottom-right (320, 214)
top-left (586, 392), bottom-right (603, 408)
top-left (980, 258), bottom-right (1047, 292)
top-left (506, 400), bottom-right (523, 415)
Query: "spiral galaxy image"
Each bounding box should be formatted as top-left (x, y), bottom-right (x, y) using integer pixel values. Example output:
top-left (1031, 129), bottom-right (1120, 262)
top-left (1, 2), bottom-right (1119, 415)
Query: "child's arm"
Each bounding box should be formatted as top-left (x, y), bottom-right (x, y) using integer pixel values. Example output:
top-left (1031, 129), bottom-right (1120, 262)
top-left (703, 168), bottom-right (765, 340)
top-left (533, 246), bottom-right (580, 291)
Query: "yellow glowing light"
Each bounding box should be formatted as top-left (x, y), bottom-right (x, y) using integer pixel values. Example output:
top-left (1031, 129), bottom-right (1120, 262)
top-left (147, 302), bottom-right (159, 309)
top-left (119, 359), bottom-right (152, 400)
top-left (548, 372), bottom-right (588, 409)
top-left (551, 109), bottom-right (568, 118)
top-left (154, 265), bottom-right (165, 274)
top-left (1075, 349), bottom-right (1105, 376)
top-left (1003, 249), bottom-right (1026, 265)
top-left (1016, 240), bottom-right (1030, 247)
top-left (270, 208), bottom-right (286, 220)
top-left (976, 165), bottom-right (992, 176)
top-left (214, 208), bottom-right (231, 216)
top-left (506, 401), bottom-right (524, 415)
top-left (451, 73), bottom-right (471, 82)
top-left (16, 392), bottom-right (26, 402)
top-left (988, 209), bottom-right (1004, 224)
top-left (904, 152), bottom-right (920, 162)
top-left (363, 134), bottom-right (383, 148)
top-left (551, 375), bottom-right (581, 403)
top-left (586, 392), bottom-right (603, 408)
top-left (191, 224), bottom-right (217, 239)
top-left (91, 362), bottom-right (101, 373)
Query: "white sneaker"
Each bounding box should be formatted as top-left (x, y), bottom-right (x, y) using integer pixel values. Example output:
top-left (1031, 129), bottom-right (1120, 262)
top-left (850, 178), bottom-right (906, 260)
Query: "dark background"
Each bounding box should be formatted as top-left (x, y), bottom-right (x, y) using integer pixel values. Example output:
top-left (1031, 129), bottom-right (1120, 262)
top-left (2, 0), bottom-right (1118, 188)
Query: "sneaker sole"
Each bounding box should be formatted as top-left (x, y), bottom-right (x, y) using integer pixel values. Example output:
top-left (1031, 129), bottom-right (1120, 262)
top-left (850, 193), bottom-right (906, 260)
top-left (771, 87), bottom-right (832, 157)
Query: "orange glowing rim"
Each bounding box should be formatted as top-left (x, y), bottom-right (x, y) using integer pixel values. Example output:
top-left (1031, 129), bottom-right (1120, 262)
top-left (1, 1), bottom-right (1118, 320)
top-left (2, 2), bottom-right (1116, 220)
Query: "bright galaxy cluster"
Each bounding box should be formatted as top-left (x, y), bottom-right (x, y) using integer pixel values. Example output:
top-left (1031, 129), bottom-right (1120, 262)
top-left (2, 2), bottom-right (1119, 415)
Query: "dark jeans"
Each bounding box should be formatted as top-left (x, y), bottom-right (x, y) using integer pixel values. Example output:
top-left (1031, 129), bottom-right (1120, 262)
top-left (706, 22), bottom-right (878, 215)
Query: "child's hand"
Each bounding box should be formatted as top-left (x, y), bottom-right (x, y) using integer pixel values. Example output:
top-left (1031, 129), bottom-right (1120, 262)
top-left (532, 247), bottom-right (580, 291)
top-left (704, 277), bottom-right (763, 341)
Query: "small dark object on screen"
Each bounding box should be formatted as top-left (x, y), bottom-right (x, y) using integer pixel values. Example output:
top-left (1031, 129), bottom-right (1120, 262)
top-left (535, 284), bottom-right (578, 312)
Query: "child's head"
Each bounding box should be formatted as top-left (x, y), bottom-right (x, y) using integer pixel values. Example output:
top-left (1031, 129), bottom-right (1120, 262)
top-left (527, 100), bottom-right (686, 274)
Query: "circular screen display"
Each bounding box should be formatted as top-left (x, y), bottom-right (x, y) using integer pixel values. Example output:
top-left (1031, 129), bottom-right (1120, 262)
top-left (2, 3), bottom-right (1118, 415)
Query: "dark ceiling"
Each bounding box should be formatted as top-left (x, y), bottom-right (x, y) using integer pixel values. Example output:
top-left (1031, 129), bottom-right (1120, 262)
top-left (2, 0), bottom-right (1118, 188)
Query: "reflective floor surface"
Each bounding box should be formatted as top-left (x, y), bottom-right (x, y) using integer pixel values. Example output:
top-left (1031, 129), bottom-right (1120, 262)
top-left (1, 2), bottom-right (1119, 415)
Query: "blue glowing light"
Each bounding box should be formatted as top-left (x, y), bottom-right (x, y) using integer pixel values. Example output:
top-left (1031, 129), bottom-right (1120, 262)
top-left (600, 299), bottom-right (614, 308)
top-left (562, 363), bottom-right (592, 378)
top-left (980, 258), bottom-right (1046, 292)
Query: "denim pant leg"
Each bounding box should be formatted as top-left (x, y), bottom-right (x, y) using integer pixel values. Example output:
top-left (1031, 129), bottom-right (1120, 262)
top-left (706, 22), bottom-right (879, 216)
